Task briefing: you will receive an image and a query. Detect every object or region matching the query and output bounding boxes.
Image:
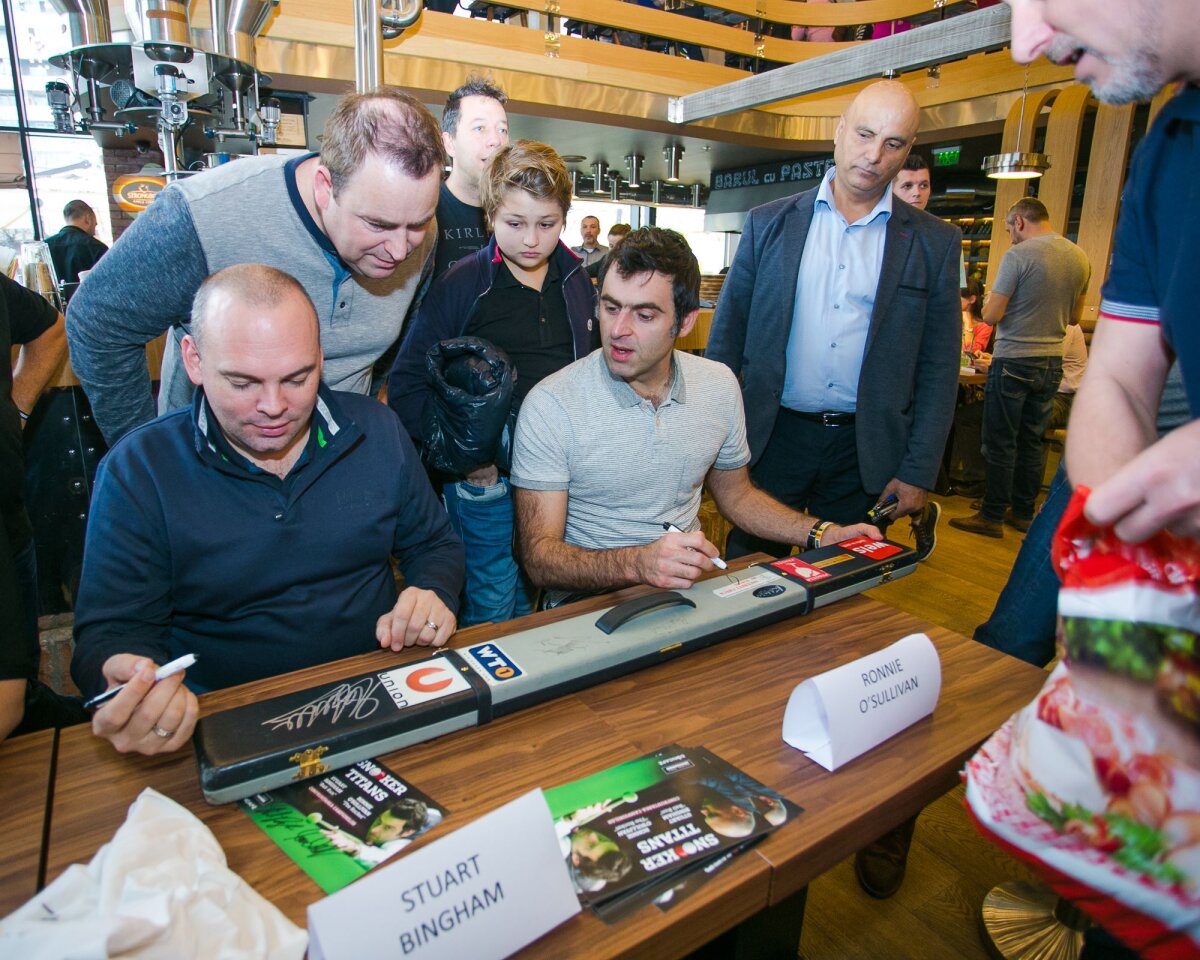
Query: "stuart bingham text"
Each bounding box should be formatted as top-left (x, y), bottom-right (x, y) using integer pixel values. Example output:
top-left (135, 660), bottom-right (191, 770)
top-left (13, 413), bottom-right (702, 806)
top-left (397, 854), bottom-right (503, 955)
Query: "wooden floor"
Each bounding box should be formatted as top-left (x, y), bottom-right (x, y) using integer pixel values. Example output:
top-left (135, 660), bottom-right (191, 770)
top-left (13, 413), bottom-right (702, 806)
top-left (798, 491), bottom-right (1044, 960)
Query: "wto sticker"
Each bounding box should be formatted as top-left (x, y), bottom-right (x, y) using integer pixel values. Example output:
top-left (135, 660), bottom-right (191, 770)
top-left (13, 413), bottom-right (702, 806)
top-left (839, 537), bottom-right (903, 559)
top-left (378, 661), bottom-right (472, 710)
top-left (466, 642), bottom-right (524, 684)
top-left (770, 557), bottom-right (832, 582)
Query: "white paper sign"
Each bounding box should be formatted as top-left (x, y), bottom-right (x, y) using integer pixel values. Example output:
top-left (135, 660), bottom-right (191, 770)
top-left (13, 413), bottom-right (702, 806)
top-left (781, 633), bottom-right (941, 771)
top-left (307, 789), bottom-right (580, 960)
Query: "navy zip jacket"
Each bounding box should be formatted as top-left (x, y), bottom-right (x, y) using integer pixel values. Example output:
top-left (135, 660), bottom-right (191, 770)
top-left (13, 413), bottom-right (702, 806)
top-left (71, 385), bottom-right (465, 696)
top-left (386, 235), bottom-right (598, 446)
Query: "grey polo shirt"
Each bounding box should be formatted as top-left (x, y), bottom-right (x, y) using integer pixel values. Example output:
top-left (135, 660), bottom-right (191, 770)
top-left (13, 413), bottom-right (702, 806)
top-left (991, 233), bottom-right (1091, 359)
top-left (511, 348), bottom-right (750, 556)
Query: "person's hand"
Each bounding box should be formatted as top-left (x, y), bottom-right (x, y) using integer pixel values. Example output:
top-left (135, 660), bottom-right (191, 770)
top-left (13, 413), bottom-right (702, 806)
top-left (464, 463), bottom-right (499, 487)
top-left (91, 654), bottom-right (199, 755)
top-left (636, 530), bottom-right (719, 590)
top-left (975, 352), bottom-right (992, 370)
top-left (825, 522), bottom-right (882, 544)
top-left (1084, 421), bottom-right (1200, 542)
top-left (376, 587), bottom-right (457, 650)
top-left (878, 478), bottom-right (928, 519)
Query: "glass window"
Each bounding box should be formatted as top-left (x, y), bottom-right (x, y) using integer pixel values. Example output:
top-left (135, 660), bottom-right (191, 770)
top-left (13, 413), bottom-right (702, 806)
top-left (27, 131), bottom-right (109, 243)
top-left (10, 0), bottom-right (74, 130)
top-left (0, 4), bottom-right (17, 128)
top-left (654, 206), bottom-right (725, 274)
top-left (0, 132), bottom-right (34, 272)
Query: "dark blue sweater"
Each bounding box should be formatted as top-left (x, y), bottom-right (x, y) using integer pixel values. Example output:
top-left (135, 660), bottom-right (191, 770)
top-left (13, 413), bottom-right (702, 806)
top-left (71, 386), bottom-right (464, 696)
top-left (386, 236), bottom-right (598, 445)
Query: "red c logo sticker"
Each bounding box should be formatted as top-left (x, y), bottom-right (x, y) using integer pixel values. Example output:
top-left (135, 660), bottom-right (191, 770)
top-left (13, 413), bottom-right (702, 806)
top-left (405, 667), bottom-right (453, 693)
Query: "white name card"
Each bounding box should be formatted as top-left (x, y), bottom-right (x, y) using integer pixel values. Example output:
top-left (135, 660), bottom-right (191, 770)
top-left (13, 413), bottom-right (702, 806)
top-left (308, 789), bottom-right (580, 960)
top-left (782, 633), bottom-right (941, 772)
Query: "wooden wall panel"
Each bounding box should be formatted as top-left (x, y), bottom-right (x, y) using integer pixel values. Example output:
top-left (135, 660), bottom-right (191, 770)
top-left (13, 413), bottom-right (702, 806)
top-left (985, 88), bottom-right (1057, 290)
top-left (1149, 82), bottom-right (1180, 126)
top-left (1075, 102), bottom-right (1136, 331)
top-left (1038, 84), bottom-right (1091, 236)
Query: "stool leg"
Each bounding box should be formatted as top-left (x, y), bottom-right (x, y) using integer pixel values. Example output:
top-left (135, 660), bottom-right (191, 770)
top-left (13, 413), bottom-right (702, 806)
top-left (979, 881), bottom-right (1088, 960)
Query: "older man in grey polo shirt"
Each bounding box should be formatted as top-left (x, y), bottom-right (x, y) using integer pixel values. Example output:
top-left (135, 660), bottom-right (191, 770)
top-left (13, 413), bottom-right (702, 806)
top-left (511, 227), bottom-right (878, 607)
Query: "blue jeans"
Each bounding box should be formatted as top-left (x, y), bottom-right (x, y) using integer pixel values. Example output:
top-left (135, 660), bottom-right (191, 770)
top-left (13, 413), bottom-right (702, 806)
top-left (981, 356), bottom-right (1062, 522)
top-left (442, 478), bottom-right (534, 627)
top-left (727, 412), bottom-right (875, 560)
top-left (973, 462), bottom-right (1070, 666)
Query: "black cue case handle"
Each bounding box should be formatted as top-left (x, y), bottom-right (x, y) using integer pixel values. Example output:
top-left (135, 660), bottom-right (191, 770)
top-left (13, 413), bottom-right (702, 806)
top-left (594, 591), bottom-right (697, 635)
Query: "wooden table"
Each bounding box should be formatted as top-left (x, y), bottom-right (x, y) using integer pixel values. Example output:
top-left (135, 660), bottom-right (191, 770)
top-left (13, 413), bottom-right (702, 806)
top-left (577, 596), bottom-right (1045, 906)
top-left (0, 728), bottom-right (56, 917)
top-left (41, 578), bottom-right (1044, 958)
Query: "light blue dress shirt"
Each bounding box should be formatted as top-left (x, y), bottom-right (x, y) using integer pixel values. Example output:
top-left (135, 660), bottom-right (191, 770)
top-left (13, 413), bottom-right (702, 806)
top-left (781, 166), bottom-right (892, 413)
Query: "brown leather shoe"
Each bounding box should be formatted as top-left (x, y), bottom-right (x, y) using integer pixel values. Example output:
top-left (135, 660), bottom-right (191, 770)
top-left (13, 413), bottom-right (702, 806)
top-left (910, 501), bottom-right (940, 562)
top-left (949, 512), bottom-right (1004, 538)
top-left (1005, 510), bottom-right (1032, 533)
top-left (854, 816), bottom-right (917, 899)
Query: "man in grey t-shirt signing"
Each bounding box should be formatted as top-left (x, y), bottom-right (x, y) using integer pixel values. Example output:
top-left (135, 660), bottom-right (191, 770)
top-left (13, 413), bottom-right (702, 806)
top-left (510, 227), bottom-right (878, 607)
top-left (951, 197), bottom-right (1090, 538)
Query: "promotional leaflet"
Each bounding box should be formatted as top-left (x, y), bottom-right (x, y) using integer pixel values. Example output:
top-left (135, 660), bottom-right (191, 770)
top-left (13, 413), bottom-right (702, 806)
top-left (545, 745), bottom-right (800, 917)
top-left (241, 758), bottom-right (447, 893)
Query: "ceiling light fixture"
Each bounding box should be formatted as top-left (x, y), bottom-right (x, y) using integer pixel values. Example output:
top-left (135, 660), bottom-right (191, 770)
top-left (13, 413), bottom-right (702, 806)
top-left (663, 144), bottom-right (683, 182)
top-left (610, 175), bottom-right (621, 202)
top-left (624, 153), bottom-right (643, 188)
top-left (592, 159), bottom-right (609, 194)
top-left (983, 66), bottom-right (1050, 180)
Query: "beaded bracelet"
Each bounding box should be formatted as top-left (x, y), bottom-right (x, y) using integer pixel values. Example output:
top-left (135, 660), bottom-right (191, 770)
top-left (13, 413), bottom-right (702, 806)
top-left (806, 520), bottom-right (833, 551)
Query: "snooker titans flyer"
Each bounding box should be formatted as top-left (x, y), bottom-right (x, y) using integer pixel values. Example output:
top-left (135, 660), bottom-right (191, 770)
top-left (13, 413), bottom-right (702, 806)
top-left (545, 745), bottom-right (800, 914)
top-left (241, 758), bottom-right (447, 893)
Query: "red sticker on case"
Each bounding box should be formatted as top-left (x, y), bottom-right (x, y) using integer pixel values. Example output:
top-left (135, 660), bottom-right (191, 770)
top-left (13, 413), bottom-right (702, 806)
top-left (770, 557), bottom-right (832, 582)
top-left (839, 537), bottom-right (904, 558)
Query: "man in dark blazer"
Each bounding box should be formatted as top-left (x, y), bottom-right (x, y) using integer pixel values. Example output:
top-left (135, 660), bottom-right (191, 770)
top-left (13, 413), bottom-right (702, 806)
top-left (706, 81), bottom-right (961, 901)
top-left (708, 80), bottom-right (961, 565)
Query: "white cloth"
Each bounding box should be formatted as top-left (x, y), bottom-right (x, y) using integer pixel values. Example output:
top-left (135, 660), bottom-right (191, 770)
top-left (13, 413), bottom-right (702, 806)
top-left (0, 788), bottom-right (306, 960)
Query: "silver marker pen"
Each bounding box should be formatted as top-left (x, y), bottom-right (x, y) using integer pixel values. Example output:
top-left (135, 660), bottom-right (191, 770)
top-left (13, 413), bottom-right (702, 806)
top-left (83, 653), bottom-right (198, 710)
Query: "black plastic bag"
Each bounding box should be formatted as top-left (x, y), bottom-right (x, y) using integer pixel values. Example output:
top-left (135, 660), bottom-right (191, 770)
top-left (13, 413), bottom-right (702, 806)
top-left (420, 337), bottom-right (516, 476)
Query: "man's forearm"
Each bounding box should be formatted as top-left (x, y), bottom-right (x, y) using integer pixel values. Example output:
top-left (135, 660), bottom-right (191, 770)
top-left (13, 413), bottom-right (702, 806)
top-left (65, 188), bottom-right (208, 443)
top-left (11, 317), bottom-right (66, 413)
top-left (1066, 374), bottom-right (1159, 490)
top-left (721, 486), bottom-right (816, 548)
top-left (520, 534), bottom-right (646, 593)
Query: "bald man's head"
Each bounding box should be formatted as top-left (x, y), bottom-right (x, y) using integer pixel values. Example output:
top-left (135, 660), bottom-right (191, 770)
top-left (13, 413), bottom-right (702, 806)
top-left (189, 264), bottom-right (319, 352)
top-left (833, 80), bottom-right (920, 206)
top-left (181, 265), bottom-right (323, 469)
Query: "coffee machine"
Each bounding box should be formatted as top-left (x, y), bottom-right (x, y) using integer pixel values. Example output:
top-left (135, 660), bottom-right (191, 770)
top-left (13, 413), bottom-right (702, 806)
top-left (47, 0), bottom-right (282, 179)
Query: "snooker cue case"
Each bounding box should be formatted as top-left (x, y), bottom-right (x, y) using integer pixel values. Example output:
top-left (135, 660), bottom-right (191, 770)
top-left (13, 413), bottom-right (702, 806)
top-left (195, 538), bottom-right (915, 803)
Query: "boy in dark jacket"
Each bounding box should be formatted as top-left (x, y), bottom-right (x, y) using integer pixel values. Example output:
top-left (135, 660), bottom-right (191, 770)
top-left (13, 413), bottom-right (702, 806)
top-left (388, 140), bottom-right (598, 626)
